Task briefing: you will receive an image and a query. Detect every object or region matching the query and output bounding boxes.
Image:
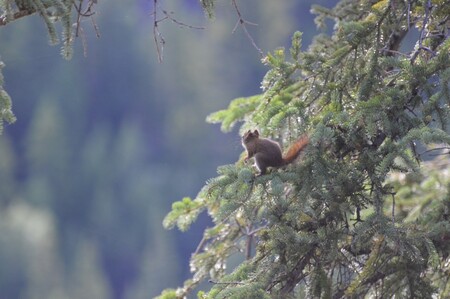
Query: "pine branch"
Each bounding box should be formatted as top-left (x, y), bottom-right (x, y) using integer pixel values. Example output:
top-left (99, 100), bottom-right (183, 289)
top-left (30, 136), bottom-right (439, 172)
top-left (159, 0), bottom-right (450, 297)
top-left (0, 8), bottom-right (36, 26)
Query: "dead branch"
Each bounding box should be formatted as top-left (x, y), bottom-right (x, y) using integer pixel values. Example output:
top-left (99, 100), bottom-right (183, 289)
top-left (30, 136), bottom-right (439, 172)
top-left (151, 0), bottom-right (204, 63)
top-left (74, 0), bottom-right (98, 38)
top-left (231, 0), bottom-right (263, 57)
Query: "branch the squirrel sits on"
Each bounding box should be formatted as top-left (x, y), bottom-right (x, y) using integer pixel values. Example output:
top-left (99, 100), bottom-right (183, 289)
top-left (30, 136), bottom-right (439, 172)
top-left (242, 130), bottom-right (309, 176)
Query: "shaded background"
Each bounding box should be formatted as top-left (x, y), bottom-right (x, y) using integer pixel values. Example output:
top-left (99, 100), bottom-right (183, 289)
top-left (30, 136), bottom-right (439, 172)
top-left (0, 1), bottom-right (331, 298)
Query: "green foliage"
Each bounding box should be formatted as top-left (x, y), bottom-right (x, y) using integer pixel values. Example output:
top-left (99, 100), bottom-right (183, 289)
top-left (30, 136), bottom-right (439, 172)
top-left (199, 0), bottom-right (215, 19)
top-left (0, 61), bottom-right (15, 133)
top-left (161, 0), bottom-right (450, 298)
top-left (0, 0), bottom-right (97, 129)
top-left (0, 0), bottom-right (94, 60)
top-left (163, 197), bottom-right (206, 232)
top-left (2, 1), bottom-right (305, 297)
top-left (207, 95), bottom-right (261, 132)
top-left (154, 288), bottom-right (177, 299)
top-left (208, 33), bottom-right (310, 135)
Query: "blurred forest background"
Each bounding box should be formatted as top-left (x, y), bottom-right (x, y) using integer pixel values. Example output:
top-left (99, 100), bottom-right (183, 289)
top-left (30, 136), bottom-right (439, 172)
top-left (0, 1), bottom-right (332, 298)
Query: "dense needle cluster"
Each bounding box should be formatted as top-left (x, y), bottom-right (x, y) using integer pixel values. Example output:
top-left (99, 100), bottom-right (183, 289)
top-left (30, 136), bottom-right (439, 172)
top-left (161, 0), bottom-right (450, 298)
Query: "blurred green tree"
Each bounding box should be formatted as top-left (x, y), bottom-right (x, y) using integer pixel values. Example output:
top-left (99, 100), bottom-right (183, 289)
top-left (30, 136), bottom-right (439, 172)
top-left (161, 0), bottom-right (450, 298)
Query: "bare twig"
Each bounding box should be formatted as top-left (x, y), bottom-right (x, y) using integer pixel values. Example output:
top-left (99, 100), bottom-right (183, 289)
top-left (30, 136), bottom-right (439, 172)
top-left (152, 0), bottom-right (165, 63)
top-left (418, 0), bottom-right (432, 48)
top-left (160, 8), bottom-right (204, 30)
top-left (231, 0), bottom-right (263, 57)
top-left (70, 0), bottom-right (99, 57)
top-left (391, 193), bottom-right (395, 224)
top-left (247, 225), bottom-right (267, 236)
top-left (419, 146), bottom-right (450, 157)
top-left (244, 224), bottom-right (269, 260)
top-left (77, 24), bottom-right (88, 57)
top-left (151, 0), bottom-right (204, 62)
top-left (407, 0), bottom-right (411, 26)
top-left (73, 0), bottom-right (96, 18)
top-left (91, 14), bottom-right (100, 38)
top-left (428, 151), bottom-right (450, 156)
top-left (74, 0), bottom-right (84, 38)
top-left (194, 232), bottom-right (209, 256)
top-left (209, 279), bottom-right (245, 285)
top-left (73, 0), bottom-right (98, 37)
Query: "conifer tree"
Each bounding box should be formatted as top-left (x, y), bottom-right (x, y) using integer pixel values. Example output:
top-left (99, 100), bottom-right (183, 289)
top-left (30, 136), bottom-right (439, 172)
top-left (160, 0), bottom-right (450, 298)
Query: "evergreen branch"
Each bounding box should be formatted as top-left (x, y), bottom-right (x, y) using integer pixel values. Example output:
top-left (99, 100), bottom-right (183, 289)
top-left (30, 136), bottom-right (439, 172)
top-left (1, 0), bottom-right (98, 58)
top-left (160, 0), bottom-right (450, 297)
top-left (0, 7), bottom-right (37, 26)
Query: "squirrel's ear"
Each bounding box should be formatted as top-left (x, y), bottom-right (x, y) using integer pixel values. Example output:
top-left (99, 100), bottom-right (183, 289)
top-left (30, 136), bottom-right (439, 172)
top-left (253, 130), bottom-right (259, 137)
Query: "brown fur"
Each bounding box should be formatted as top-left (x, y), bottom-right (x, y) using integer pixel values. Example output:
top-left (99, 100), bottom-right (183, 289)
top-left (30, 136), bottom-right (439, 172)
top-left (242, 130), bottom-right (309, 175)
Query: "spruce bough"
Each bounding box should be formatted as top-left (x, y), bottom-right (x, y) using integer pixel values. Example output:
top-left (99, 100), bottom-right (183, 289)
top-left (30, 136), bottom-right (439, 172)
top-left (160, 0), bottom-right (450, 298)
top-left (0, 0), bottom-right (99, 133)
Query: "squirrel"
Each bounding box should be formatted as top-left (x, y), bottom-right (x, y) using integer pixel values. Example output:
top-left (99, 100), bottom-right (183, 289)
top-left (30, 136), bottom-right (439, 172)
top-left (242, 129), bottom-right (309, 176)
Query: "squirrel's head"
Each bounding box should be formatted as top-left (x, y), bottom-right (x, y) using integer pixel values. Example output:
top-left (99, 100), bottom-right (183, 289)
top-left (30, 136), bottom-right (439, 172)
top-left (242, 129), bottom-right (260, 145)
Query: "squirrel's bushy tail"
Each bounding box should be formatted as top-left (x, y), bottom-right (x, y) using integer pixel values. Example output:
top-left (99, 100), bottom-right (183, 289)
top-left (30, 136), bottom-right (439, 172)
top-left (281, 134), bottom-right (309, 166)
